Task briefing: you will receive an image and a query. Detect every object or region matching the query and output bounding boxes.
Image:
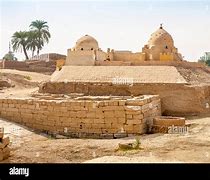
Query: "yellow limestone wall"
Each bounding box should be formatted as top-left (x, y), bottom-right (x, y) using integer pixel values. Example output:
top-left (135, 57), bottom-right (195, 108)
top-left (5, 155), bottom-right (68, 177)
top-left (0, 95), bottom-right (161, 138)
top-left (113, 52), bottom-right (146, 62)
top-left (65, 49), bottom-right (96, 65)
top-left (160, 53), bottom-right (174, 61)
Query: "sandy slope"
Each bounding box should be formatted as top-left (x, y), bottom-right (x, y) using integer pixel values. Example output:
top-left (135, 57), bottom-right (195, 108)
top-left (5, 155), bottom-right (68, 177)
top-left (0, 69), bottom-right (50, 82)
top-left (0, 69), bottom-right (50, 98)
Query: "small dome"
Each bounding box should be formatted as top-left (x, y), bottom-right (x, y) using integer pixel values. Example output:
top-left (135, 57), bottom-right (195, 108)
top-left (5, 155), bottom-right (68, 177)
top-left (74, 35), bottom-right (99, 51)
top-left (148, 25), bottom-right (174, 48)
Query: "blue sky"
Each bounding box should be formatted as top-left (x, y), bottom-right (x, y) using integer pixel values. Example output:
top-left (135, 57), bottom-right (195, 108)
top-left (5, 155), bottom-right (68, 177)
top-left (0, 0), bottom-right (210, 61)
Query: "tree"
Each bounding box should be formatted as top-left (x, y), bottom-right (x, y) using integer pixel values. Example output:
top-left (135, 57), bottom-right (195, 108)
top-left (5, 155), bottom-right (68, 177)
top-left (29, 20), bottom-right (51, 56)
top-left (199, 53), bottom-right (210, 66)
top-left (3, 51), bottom-right (17, 61)
top-left (11, 31), bottom-right (29, 60)
top-left (26, 30), bottom-right (39, 58)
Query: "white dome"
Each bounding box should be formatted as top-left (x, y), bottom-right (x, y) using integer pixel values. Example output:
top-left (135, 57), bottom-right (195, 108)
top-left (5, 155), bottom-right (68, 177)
top-left (74, 35), bottom-right (99, 51)
top-left (148, 25), bottom-right (174, 48)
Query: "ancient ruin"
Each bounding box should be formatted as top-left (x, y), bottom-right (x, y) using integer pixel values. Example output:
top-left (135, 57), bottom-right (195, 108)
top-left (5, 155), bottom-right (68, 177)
top-left (1, 25), bottom-right (210, 140)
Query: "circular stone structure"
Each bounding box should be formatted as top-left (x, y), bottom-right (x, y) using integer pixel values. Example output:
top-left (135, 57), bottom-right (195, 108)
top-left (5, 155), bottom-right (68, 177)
top-left (74, 34), bottom-right (99, 51)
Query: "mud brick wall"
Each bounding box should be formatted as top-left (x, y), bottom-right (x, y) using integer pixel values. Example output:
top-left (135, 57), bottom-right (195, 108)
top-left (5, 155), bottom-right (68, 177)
top-left (40, 82), bottom-right (210, 116)
top-left (0, 95), bottom-right (161, 138)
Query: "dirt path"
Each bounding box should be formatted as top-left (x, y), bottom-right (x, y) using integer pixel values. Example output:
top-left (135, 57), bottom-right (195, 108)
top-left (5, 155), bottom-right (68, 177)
top-left (0, 115), bottom-right (210, 163)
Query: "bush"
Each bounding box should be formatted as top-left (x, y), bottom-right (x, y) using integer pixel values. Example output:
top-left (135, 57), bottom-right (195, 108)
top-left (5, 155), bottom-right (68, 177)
top-left (24, 75), bottom-right (32, 80)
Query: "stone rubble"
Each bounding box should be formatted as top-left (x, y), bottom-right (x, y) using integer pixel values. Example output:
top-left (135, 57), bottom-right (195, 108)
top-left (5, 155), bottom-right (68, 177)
top-left (0, 127), bottom-right (10, 161)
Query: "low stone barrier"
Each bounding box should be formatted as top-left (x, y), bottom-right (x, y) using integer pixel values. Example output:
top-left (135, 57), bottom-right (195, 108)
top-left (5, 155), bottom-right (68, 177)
top-left (151, 116), bottom-right (186, 134)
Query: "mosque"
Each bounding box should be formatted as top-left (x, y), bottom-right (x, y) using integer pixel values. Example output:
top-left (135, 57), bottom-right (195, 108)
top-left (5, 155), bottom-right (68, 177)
top-left (66, 24), bottom-right (183, 66)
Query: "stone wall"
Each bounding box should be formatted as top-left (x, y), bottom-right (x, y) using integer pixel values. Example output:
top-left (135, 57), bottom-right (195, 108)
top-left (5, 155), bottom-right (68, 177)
top-left (0, 60), bottom-right (55, 74)
top-left (0, 95), bottom-right (161, 138)
top-left (0, 60), bottom-right (3, 68)
top-left (95, 60), bottom-right (208, 69)
top-left (66, 50), bottom-right (96, 65)
top-left (39, 82), bottom-right (210, 116)
top-left (1, 60), bottom-right (29, 70)
top-left (112, 51), bottom-right (146, 62)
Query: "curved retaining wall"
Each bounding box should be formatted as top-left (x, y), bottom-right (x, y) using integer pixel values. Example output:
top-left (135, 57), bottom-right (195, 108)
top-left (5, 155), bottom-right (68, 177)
top-left (0, 95), bottom-right (161, 138)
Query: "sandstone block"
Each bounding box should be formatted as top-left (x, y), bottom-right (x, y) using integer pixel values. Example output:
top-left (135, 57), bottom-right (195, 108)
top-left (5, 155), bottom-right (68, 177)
top-left (114, 132), bottom-right (127, 138)
top-left (124, 106), bottom-right (141, 111)
top-left (151, 125), bottom-right (168, 133)
top-left (104, 117), bottom-right (117, 123)
top-left (126, 99), bottom-right (147, 106)
top-left (104, 111), bottom-right (114, 118)
top-left (133, 124), bottom-right (147, 134)
top-left (102, 106), bottom-right (124, 111)
top-left (119, 100), bottom-right (126, 106)
top-left (114, 111), bottom-right (125, 118)
top-left (3, 146), bottom-right (10, 160)
top-left (0, 132), bottom-right (3, 139)
top-left (1, 137), bottom-right (10, 148)
top-left (104, 123), bottom-right (112, 129)
top-left (127, 119), bottom-right (142, 125)
top-left (133, 114), bottom-right (144, 119)
top-left (93, 118), bottom-right (105, 124)
top-left (100, 133), bottom-right (114, 139)
top-left (76, 111), bottom-right (87, 118)
top-left (0, 127), bottom-right (4, 139)
top-left (87, 112), bottom-right (95, 118)
top-left (0, 150), bottom-right (3, 161)
top-left (124, 124), bottom-right (133, 132)
top-left (153, 116), bottom-right (185, 126)
top-left (126, 114), bottom-right (133, 119)
top-left (8, 104), bottom-right (15, 108)
top-left (69, 111), bottom-right (77, 118)
top-left (117, 118), bottom-right (126, 124)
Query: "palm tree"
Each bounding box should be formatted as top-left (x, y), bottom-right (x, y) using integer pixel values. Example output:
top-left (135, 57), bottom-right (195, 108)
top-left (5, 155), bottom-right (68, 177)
top-left (26, 30), bottom-right (39, 58)
top-left (11, 31), bottom-right (29, 60)
top-left (29, 20), bottom-right (51, 56)
top-left (3, 52), bottom-right (17, 61)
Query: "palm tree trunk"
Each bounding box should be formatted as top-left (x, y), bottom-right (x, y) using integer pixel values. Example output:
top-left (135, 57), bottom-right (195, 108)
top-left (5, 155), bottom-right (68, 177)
top-left (32, 50), bottom-right (34, 58)
top-left (23, 45), bottom-right (29, 60)
top-left (37, 49), bottom-right (39, 56)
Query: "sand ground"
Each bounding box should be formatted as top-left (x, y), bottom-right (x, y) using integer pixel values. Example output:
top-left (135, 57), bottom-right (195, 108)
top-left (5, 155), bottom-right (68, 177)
top-left (0, 115), bottom-right (210, 163)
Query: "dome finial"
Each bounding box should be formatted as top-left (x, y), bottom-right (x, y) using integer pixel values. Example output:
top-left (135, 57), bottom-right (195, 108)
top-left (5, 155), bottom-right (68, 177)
top-left (160, 23), bottom-right (163, 29)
